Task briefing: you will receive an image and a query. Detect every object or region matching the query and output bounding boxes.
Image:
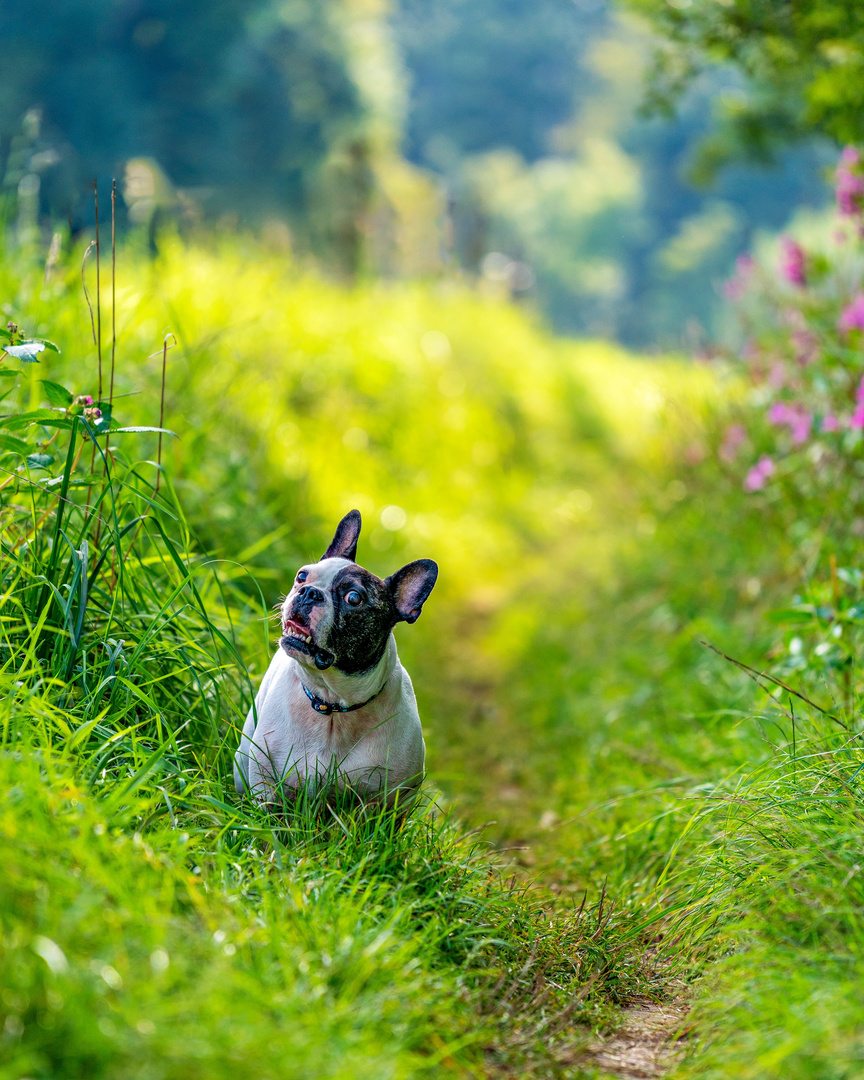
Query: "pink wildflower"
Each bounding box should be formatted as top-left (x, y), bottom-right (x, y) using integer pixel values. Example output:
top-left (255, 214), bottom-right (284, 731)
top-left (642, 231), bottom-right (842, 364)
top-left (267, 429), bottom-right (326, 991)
top-left (822, 415), bottom-right (841, 432)
top-left (723, 254), bottom-right (756, 301)
top-left (744, 456), bottom-right (775, 492)
top-left (778, 238), bottom-right (807, 287)
top-left (719, 423), bottom-right (746, 463)
top-left (839, 294), bottom-right (864, 333)
top-left (851, 379), bottom-right (864, 429)
top-left (836, 147), bottom-right (864, 216)
top-left (736, 253), bottom-right (755, 275)
top-left (789, 411), bottom-right (812, 444)
top-left (768, 401), bottom-right (792, 425)
top-left (768, 401), bottom-right (812, 444)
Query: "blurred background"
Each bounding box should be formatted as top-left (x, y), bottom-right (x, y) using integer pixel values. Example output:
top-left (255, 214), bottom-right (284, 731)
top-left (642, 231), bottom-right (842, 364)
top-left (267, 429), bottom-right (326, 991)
top-left (0, 0), bottom-right (834, 349)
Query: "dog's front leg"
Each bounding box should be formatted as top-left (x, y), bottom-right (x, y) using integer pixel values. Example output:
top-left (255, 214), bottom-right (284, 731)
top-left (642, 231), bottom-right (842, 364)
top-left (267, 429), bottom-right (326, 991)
top-left (233, 707), bottom-right (258, 794)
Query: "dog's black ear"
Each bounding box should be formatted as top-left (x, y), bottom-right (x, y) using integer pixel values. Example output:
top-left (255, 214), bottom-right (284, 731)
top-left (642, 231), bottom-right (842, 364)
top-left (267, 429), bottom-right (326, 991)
top-left (386, 559), bottom-right (438, 624)
top-left (321, 510), bottom-right (362, 561)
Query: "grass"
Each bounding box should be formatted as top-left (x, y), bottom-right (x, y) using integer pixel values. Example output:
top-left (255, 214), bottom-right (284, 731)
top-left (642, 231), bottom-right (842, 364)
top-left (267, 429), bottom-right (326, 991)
top-left (0, 231), bottom-right (702, 1077)
top-left (4, 228), bottom-right (864, 1077)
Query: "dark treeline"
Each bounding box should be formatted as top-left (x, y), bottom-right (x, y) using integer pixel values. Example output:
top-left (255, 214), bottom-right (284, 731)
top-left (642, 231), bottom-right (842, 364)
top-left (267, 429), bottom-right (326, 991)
top-left (1, 1), bottom-right (360, 217)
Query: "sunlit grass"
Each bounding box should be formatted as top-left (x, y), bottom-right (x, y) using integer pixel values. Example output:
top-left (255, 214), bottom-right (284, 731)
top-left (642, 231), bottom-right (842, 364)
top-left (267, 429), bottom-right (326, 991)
top-left (6, 230), bottom-right (861, 1078)
top-left (0, 233), bottom-right (711, 1076)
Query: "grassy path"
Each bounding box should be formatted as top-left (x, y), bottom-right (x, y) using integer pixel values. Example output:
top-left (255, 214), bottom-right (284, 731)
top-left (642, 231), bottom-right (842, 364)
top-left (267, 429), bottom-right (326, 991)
top-left (4, 238), bottom-right (860, 1077)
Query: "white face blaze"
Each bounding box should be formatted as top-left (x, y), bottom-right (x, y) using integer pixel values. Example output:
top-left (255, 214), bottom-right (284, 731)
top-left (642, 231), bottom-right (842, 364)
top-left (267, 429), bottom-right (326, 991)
top-left (280, 557), bottom-right (353, 660)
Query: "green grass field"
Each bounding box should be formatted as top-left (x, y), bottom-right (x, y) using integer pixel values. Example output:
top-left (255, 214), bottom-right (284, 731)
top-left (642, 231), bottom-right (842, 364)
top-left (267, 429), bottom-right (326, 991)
top-left (1, 234), bottom-right (862, 1078)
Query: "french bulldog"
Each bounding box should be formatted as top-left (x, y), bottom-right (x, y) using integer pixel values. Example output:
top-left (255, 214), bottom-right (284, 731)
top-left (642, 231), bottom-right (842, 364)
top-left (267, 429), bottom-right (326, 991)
top-left (233, 510), bottom-right (438, 803)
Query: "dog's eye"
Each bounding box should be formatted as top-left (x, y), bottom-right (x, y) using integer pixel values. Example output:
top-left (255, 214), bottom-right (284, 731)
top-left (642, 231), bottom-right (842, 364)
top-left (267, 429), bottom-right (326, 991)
top-left (345, 589), bottom-right (363, 607)
top-left (296, 571), bottom-right (308, 583)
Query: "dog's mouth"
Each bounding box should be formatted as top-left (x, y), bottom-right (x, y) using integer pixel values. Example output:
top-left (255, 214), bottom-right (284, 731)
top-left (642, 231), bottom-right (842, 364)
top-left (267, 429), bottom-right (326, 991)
top-left (283, 618), bottom-right (314, 647)
top-left (281, 619), bottom-right (335, 670)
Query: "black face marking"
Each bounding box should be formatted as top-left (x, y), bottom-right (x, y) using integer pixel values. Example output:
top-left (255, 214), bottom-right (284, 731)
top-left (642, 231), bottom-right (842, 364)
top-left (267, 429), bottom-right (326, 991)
top-left (325, 565), bottom-right (398, 675)
top-left (293, 584), bottom-right (324, 623)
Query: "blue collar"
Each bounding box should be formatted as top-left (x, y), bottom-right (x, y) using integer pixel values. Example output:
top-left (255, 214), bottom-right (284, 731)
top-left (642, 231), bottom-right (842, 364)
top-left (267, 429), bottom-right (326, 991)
top-left (301, 680), bottom-right (385, 716)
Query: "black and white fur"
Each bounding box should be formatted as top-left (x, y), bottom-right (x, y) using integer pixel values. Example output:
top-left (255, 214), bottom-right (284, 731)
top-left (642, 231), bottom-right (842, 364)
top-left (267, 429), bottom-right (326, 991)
top-left (233, 510), bottom-right (437, 802)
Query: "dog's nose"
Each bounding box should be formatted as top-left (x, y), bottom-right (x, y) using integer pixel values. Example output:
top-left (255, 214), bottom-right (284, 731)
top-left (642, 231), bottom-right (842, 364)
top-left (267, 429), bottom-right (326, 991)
top-left (297, 585), bottom-right (324, 605)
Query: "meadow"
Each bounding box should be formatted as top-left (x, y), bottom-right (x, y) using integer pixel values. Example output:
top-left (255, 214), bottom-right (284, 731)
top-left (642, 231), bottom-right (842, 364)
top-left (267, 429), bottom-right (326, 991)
top-left (2, 229), bottom-right (863, 1078)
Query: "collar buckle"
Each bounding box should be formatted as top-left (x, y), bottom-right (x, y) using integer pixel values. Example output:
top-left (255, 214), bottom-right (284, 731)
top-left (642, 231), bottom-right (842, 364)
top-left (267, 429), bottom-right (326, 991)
top-left (301, 680), bottom-right (384, 717)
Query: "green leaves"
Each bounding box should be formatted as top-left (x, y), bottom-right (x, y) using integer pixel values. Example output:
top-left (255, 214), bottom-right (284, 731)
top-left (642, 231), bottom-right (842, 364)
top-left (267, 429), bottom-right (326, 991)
top-left (0, 433), bottom-right (30, 455)
top-left (3, 339), bottom-right (59, 364)
top-left (40, 380), bottom-right (73, 407)
top-left (3, 408), bottom-right (72, 431)
top-left (624, 0), bottom-right (864, 153)
top-left (25, 453), bottom-right (55, 470)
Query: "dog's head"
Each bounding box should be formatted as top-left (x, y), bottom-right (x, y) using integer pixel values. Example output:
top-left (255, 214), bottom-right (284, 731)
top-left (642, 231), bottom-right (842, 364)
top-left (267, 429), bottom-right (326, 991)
top-left (279, 510), bottom-right (438, 674)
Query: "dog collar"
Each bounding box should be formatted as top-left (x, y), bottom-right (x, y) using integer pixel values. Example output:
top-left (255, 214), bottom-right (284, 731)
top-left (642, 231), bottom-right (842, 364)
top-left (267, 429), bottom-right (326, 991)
top-left (301, 681), bottom-right (385, 716)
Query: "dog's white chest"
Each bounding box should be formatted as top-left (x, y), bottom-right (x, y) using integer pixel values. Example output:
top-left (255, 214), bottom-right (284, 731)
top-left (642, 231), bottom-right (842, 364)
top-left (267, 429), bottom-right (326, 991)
top-left (234, 642), bottom-right (425, 799)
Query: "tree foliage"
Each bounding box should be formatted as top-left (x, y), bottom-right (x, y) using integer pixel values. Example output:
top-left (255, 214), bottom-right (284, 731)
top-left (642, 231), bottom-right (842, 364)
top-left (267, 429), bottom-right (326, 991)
top-left (394, 0), bottom-right (606, 167)
top-left (625, 0), bottom-right (864, 168)
top-left (0, 0), bottom-right (367, 230)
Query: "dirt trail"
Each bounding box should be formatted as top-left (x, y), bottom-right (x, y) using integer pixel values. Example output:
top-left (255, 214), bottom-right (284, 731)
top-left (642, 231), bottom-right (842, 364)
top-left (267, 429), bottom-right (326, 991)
top-left (582, 1003), bottom-right (689, 1078)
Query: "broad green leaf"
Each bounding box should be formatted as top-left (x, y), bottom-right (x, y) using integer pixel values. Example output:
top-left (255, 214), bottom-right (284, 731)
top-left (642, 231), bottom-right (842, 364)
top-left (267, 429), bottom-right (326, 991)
top-left (25, 453), bottom-right (54, 470)
top-left (34, 418), bottom-right (73, 430)
top-left (40, 474), bottom-right (101, 489)
top-left (0, 369), bottom-right (19, 379)
top-left (3, 409), bottom-right (68, 431)
top-left (4, 341), bottom-right (46, 363)
top-left (32, 338), bottom-right (60, 353)
top-left (0, 433), bottom-right (29, 454)
top-left (40, 380), bottom-right (73, 407)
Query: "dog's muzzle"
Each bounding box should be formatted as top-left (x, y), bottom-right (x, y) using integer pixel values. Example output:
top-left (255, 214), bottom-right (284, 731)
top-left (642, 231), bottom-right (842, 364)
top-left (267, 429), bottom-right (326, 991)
top-left (281, 616), bottom-right (335, 670)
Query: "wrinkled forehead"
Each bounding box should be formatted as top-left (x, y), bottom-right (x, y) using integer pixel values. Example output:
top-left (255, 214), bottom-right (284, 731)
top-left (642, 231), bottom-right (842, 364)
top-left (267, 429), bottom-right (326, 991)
top-left (293, 557), bottom-right (384, 595)
top-left (295, 557), bottom-right (353, 591)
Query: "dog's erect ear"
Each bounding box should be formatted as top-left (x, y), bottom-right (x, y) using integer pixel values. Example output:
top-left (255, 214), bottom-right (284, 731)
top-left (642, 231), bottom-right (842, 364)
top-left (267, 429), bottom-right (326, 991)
top-left (321, 510), bottom-right (362, 561)
top-left (386, 559), bottom-right (438, 624)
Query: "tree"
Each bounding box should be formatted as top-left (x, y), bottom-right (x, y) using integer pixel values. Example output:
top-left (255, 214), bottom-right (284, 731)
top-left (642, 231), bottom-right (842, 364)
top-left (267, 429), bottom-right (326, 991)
top-left (0, 0), bottom-right (371, 248)
top-left (624, 0), bottom-right (864, 172)
top-left (393, 0), bottom-right (607, 168)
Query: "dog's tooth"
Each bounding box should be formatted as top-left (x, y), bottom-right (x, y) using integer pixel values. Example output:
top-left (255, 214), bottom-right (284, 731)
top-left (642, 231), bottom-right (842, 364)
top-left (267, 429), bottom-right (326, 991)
top-left (305, 635), bottom-right (312, 644)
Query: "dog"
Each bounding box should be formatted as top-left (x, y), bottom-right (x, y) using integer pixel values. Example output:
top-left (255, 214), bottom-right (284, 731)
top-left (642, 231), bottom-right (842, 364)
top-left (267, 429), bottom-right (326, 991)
top-left (233, 510), bottom-right (438, 804)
